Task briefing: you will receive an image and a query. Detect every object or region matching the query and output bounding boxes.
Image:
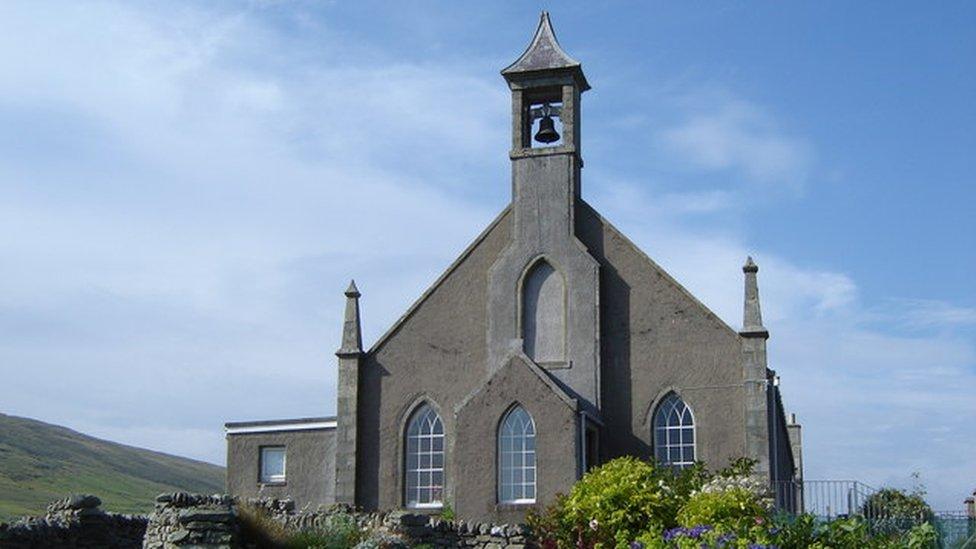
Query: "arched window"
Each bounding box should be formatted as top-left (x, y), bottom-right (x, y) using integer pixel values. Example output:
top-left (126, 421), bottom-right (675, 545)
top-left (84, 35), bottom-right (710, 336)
top-left (653, 393), bottom-right (695, 470)
top-left (498, 405), bottom-right (536, 503)
top-left (522, 260), bottom-right (565, 364)
top-left (404, 403), bottom-right (444, 508)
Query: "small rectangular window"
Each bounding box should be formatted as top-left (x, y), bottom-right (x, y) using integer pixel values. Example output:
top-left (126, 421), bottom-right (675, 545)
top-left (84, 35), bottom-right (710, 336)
top-left (260, 446), bottom-right (286, 483)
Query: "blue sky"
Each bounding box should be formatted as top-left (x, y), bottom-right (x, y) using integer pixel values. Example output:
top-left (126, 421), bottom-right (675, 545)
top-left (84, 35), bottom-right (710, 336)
top-left (1, 1), bottom-right (973, 509)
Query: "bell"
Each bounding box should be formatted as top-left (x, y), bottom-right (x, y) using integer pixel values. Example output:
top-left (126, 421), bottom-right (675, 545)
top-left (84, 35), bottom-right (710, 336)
top-left (534, 114), bottom-right (560, 144)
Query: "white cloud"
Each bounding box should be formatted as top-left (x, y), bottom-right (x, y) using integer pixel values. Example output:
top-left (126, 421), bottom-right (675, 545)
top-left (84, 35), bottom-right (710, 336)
top-left (0, 1), bottom-right (505, 463)
top-left (656, 92), bottom-right (813, 189)
top-left (884, 299), bottom-right (976, 329)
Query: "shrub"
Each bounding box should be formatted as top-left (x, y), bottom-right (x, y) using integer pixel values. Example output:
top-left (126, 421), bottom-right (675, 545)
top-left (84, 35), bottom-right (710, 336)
top-left (287, 510), bottom-right (365, 549)
top-left (527, 457), bottom-right (709, 548)
top-left (763, 513), bottom-right (938, 549)
top-left (676, 474), bottom-right (772, 534)
top-left (529, 456), bottom-right (939, 549)
top-left (863, 488), bottom-right (931, 519)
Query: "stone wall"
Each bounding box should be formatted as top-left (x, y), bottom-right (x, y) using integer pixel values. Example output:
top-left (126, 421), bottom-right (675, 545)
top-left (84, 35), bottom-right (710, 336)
top-left (247, 497), bottom-right (532, 548)
top-left (384, 512), bottom-right (531, 548)
top-left (0, 495), bottom-right (146, 549)
top-left (0, 493), bottom-right (533, 548)
top-left (143, 493), bottom-right (239, 548)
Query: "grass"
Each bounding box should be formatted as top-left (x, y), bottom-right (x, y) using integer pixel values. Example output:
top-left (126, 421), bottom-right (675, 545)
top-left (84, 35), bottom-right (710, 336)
top-left (0, 412), bottom-right (224, 522)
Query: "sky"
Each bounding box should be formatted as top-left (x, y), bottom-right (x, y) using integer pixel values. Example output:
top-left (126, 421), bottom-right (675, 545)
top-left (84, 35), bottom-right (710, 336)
top-left (1, 1), bottom-right (974, 510)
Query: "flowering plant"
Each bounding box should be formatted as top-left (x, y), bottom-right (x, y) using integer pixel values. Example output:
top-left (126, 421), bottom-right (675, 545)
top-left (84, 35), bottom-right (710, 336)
top-left (527, 457), bottom-right (708, 549)
top-left (676, 473), bottom-right (772, 536)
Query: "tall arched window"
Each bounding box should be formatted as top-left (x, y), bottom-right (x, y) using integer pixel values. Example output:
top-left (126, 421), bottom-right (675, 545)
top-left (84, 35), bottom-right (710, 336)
top-left (404, 403), bottom-right (444, 508)
top-left (522, 260), bottom-right (565, 364)
top-left (653, 393), bottom-right (695, 470)
top-left (498, 405), bottom-right (536, 504)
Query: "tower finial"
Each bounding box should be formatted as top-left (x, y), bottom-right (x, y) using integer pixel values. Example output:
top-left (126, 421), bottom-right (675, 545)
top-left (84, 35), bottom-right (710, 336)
top-left (337, 279), bottom-right (363, 356)
top-left (740, 256), bottom-right (768, 338)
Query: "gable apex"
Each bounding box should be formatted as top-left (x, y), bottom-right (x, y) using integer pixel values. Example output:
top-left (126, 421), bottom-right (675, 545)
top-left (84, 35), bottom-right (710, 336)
top-left (454, 351), bottom-right (578, 418)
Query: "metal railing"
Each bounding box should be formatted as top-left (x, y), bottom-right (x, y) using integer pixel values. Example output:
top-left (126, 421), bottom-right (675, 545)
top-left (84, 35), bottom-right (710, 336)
top-left (771, 480), bottom-right (927, 521)
top-left (771, 481), bottom-right (976, 547)
top-left (771, 479), bottom-right (879, 518)
top-left (932, 511), bottom-right (976, 549)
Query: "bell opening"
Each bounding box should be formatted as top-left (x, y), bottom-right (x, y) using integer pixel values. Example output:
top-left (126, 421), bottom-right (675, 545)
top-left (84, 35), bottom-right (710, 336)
top-left (530, 102), bottom-right (564, 148)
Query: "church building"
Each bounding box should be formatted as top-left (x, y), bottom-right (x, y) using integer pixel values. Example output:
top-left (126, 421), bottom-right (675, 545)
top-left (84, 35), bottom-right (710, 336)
top-left (225, 13), bottom-right (802, 523)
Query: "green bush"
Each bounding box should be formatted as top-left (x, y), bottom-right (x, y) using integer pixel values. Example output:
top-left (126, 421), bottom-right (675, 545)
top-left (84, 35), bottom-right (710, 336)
top-left (527, 456), bottom-right (709, 548)
top-left (676, 474), bottom-right (771, 534)
top-left (527, 456), bottom-right (939, 549)
top-left (863, 488), bottom-right (934, 526)
top-left (755, 513), bottom-right (938, 549)
top-left (287, 511), bottom-right (365, 549)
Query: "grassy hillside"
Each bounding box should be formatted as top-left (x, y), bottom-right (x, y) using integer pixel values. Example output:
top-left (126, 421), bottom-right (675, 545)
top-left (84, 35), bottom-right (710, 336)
top-left (0, 413), bottom-right (224, 522)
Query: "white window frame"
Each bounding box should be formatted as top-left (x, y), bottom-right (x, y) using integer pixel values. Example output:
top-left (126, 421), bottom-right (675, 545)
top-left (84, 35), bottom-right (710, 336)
top-left (653, 393), bottom-right (696, 470)
top-left (259, 446), bottom-right (286, 484)
top-left (498, 406), bottom-right (537, 504)
top-left (404, 404), bottom-right (445, 509)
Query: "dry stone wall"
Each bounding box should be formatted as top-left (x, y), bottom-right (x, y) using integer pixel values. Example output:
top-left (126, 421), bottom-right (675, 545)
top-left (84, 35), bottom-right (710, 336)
top-left (143, 493), bottom-right (239, 548)
top-left (241, 497), bottom-right (532, 548)
top-left (0, 495), bottom-right (146, 549)
top-left (0, 493), bottom-right (533, 548)
top-left (254, 500), bottom-right (532, 548)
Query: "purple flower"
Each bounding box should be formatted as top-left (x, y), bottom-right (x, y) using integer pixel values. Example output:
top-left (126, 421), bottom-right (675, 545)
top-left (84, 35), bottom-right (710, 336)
top-left (663, 527), bottom-right (684, 541)
top-left (629, 542), bottom-right (645, 549)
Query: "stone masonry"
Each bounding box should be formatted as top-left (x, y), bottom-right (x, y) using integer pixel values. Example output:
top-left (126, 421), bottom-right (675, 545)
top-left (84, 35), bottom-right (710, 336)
top-left (143, 493), bottom-right (239, 548)
top-left (0, 493), bottom-right (534, 548)
top-left (0, 495), bottom-right (147, 549)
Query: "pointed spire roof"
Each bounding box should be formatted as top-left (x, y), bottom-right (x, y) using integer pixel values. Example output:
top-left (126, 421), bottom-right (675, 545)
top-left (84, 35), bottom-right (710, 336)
top-left (502, 12), bottom-right (590, 90)
top-left (740, 256), bottom-right (769, 338)
top-left (337, 279), bottom-right (363, 356)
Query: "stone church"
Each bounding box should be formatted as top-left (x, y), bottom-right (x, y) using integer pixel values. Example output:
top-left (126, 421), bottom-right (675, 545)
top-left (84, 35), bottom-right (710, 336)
top-left (225, 13), bottom-right (803, 523)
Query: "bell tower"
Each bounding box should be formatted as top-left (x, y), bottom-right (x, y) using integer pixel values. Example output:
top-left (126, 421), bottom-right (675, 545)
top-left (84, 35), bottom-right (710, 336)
top-left (502, 11), bottom-right (589, 189)
top-left (488, 13), bottom-right (601, 410)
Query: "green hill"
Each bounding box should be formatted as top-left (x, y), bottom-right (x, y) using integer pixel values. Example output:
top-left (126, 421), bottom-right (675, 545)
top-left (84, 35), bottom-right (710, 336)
top-left (0, 412), bottom-right (224, 522)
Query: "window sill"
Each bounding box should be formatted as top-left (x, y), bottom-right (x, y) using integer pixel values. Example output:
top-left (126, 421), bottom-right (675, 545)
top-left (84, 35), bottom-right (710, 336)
top-left (496, 501), bottom-right (537, 511)
top-left (259, 481), bottom-right (287, 487)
